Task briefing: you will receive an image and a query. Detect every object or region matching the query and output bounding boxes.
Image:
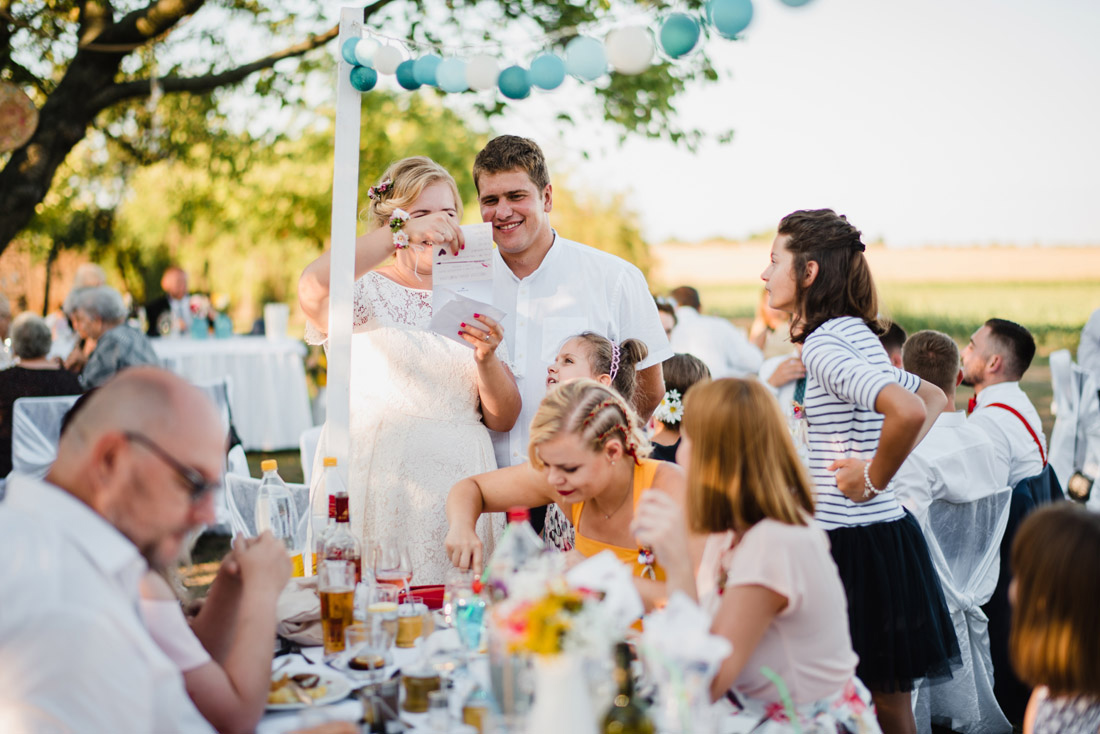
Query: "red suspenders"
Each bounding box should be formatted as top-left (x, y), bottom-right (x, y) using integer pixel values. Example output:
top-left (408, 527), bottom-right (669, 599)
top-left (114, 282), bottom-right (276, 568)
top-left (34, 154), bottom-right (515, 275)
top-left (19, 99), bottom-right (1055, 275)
top-left (988, 402), bottom-right (1047, 467)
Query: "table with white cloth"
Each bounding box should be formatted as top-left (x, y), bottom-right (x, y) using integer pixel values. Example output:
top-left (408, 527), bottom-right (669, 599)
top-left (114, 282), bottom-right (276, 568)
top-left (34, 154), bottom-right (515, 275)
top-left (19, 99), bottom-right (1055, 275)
top-left (152, 336), bottom-right (313, 451)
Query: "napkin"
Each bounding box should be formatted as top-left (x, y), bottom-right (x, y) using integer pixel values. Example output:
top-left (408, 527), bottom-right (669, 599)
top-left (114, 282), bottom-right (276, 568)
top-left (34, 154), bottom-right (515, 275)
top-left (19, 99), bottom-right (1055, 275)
top-left (275, 576), bottom-right (323, 647)
top-left (565, 550), bottom-right (644, 630)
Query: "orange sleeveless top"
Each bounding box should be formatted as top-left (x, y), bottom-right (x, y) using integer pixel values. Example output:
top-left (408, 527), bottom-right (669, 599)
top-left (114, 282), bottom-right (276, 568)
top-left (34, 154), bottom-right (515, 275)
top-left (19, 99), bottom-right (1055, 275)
top-left (570, 458), bottom-right (666, 580)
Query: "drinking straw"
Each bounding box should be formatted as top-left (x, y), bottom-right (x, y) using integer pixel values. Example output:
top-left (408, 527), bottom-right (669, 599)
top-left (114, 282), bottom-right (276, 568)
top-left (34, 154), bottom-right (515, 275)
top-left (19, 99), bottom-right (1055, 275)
top-left (760, 666), bottom-right (800, 733)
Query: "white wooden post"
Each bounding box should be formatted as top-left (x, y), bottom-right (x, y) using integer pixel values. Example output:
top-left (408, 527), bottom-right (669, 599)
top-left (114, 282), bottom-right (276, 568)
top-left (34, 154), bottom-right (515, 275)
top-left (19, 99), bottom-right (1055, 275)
top-left (324, 6), bottom-right (364, 491)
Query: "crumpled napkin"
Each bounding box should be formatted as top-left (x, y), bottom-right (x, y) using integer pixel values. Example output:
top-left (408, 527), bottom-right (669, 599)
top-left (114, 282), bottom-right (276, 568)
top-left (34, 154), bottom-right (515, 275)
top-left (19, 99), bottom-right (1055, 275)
top-left (565, 550), bottom-right (644, 631)
top-left (275, 576), bottom-right (323, 646)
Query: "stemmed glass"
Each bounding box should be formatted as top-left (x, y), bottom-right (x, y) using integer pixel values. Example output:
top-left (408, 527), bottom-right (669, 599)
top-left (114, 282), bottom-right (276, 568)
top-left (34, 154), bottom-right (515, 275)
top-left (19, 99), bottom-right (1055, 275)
top-left (372, 538), bottom-right (414, 597)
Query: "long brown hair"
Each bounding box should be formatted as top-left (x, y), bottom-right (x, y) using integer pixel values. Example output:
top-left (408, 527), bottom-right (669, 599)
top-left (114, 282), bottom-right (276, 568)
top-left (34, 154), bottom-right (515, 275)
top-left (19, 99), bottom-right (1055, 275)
top-left (682, 379), bottom-right (814, 533)
top-left (1009, 503), bottom-right (1100, 697)
top-left (778, 209), bottom-right (881, 343)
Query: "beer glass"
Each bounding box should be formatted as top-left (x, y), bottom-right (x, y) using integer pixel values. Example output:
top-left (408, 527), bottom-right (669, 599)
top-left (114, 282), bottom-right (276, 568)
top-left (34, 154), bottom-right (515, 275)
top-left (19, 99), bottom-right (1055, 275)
top-left (319, 559), bottom-right (356, 660)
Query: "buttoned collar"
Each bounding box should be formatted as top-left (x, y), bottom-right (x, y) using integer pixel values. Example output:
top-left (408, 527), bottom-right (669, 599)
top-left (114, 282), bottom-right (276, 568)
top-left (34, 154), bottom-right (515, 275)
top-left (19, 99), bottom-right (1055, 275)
top-left (5, 474), bottom-right (147, 595)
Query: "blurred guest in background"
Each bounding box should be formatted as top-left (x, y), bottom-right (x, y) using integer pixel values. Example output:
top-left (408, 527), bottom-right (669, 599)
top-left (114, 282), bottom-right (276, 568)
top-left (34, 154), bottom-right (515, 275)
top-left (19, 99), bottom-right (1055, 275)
top-left (146, 265), bottom-right (193, 337)
top-left (68, 286), bottom-right (159, 389)
top-left (879, 320), bottom-right (907, 369)
top-left (1077, 306), bottom-right (1100, 380)
top-left (0, 313), bottom-right (82, 477)
top-left (654, 295), bottom-right (677, 339)
top-left (0, 295), bottom-right (11, 368)
top-left (669, 285), bottom-right (762, 378)
top-left (749, 287), bottom-right (794, 356)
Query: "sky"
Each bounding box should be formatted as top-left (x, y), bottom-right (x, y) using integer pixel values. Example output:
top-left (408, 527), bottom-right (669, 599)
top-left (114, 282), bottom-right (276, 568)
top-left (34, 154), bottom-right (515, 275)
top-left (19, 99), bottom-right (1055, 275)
top-left (478, 0), bottom-right (1100, 247)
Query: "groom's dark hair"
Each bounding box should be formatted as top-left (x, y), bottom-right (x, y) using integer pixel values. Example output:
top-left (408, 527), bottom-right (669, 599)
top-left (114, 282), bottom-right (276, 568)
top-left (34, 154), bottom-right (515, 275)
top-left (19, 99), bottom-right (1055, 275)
top-left (473, 135), bottom-right (550, 192)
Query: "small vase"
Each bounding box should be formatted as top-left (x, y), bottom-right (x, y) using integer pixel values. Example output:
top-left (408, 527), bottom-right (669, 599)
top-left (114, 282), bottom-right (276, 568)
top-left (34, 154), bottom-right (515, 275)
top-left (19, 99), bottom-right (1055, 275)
top-left (526, 654), bottom-right (598, 734)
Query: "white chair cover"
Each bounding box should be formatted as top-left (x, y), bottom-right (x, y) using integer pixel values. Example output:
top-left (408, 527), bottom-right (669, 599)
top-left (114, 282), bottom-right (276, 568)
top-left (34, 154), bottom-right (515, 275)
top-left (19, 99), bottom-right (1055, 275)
top-left (912, 487), bottom-right (1013, 734)
top-left (10, 395), bottom-right (81, 481)
top-left (1048, 349), bottom-right (1100, 511)
top-left (299, 425), bottom-right (323, 486)
top-left (224, 473), bottom-right (311, 560)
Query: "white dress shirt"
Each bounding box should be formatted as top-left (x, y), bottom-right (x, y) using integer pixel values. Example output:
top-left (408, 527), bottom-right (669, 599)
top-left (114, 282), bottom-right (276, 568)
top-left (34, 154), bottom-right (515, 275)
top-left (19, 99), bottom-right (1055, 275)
top-left (491, 233), bottom-right (673, 467)
top-left (0, 475), bottom-right (214, 734)
top-left (758, 351), bottom-right (800, 416)
top-left (670, 306), bottom-right (763, 379)
top-left (893, 410), bottom-right (1009, 521)
top-left (968, 381), bottom-right (1047, 488)
top-left (1078, 307), bottom-right (1100, 380)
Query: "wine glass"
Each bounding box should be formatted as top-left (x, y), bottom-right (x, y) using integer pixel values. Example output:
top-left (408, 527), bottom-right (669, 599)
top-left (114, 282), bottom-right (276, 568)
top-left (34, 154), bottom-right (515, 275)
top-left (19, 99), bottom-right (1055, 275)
top-left (373, 538), bottom-right (414, 597)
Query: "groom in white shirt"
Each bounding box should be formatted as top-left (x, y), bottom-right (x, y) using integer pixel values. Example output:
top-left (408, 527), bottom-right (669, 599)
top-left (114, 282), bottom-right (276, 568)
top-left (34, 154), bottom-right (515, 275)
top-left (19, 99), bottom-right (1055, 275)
top-left (962, 317), bottom-right (1047, 487)
top-left (0, 368), bottom-right (227, 733)
top-left (892, 330), bottom-right (1008, 521)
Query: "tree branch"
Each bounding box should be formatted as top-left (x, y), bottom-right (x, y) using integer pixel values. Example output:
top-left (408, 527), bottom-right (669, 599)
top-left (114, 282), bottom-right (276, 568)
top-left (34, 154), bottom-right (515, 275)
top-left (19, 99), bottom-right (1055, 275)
top-left (88, 23), bottom-right (339, 110)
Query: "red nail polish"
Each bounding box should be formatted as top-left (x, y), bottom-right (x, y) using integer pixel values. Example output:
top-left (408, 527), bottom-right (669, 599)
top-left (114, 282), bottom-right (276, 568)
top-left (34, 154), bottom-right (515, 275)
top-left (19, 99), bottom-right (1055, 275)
top-left (473, 313), bottom-right (480, 318)
top-left (458, 331), bottom-right (464, 336)
top-left (460, 322), bottom-right (466, 327)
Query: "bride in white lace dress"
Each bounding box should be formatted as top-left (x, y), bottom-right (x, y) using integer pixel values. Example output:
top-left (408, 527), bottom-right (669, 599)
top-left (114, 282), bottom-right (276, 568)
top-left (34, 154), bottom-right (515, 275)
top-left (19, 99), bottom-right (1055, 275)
top-left (299, 157), bottom-right (520, 583)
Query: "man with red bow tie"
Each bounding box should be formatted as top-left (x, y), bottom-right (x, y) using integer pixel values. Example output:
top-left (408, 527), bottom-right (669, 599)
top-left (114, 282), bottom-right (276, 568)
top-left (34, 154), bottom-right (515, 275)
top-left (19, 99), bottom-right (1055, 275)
top-left (962, 318), bottom-right (1047, 488)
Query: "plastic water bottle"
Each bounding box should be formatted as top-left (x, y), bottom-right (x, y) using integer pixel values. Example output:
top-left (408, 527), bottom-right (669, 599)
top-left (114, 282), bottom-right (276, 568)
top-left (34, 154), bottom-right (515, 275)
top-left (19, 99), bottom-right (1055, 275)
top-left (255, 459), bottom-right (298, 558)
top-left (485, 507), bottom-right (545, 600)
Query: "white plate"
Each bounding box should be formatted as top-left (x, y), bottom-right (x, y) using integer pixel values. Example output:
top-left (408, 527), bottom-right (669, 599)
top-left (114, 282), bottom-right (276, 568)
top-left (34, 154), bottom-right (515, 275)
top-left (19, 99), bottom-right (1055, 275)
top-left (267, 663), bottom-right (354, 711)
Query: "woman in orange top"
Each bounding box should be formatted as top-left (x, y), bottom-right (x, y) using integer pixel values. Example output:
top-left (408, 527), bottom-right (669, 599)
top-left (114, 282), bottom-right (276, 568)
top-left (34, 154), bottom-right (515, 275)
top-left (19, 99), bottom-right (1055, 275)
top-left (446, 379), bottom-right (685, 600)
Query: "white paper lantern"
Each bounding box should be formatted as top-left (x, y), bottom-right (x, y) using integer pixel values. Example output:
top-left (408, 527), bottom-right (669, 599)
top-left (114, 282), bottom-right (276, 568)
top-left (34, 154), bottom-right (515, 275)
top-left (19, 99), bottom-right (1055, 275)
top-left (373, 46), bottom-right (404, 75)
top-left (466, 55), bottom-right (500, 91)
top-left (605, 26), bottom-right (654, 75)
top-left (354, 38), bottom-right (380, 67)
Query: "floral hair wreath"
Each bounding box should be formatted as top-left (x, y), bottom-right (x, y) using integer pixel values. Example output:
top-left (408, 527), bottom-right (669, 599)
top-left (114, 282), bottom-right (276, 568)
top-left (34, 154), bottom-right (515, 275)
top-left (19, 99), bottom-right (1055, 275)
top-left (654, 388), bottom-right (683, 424)
top-left (367, 178), bottom-right (393, 201)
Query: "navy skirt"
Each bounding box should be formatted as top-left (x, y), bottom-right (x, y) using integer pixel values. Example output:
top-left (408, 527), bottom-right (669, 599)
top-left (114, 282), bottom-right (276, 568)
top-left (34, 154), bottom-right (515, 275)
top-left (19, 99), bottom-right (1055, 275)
top-left (827, 511), bottom-right (961, 693)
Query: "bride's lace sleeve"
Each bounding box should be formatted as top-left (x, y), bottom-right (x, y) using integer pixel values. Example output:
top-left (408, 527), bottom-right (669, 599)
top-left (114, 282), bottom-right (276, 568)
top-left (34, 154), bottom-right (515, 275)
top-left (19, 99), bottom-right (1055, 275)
top-left (303, 276), bottom-right (376, 346)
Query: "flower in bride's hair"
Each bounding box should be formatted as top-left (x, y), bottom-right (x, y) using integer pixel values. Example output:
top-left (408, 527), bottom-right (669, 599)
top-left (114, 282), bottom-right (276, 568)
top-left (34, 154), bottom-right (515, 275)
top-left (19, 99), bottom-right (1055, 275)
top-left (367, 178), bottom-right (393, 201)
top-left (654, 389), bottom-right (683, 424)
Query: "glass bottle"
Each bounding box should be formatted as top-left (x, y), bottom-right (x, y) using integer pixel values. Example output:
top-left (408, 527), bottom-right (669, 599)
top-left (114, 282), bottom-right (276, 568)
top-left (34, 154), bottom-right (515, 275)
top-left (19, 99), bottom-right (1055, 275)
top-left (255, 459), bottom-right (298, 546)
top-left (602, 641), bottom-right (654, 734)
top-left (313, 456), bottom-right (340, 574)
top-left (322, 458), bottom-right (362, 583)
top-left (485, 507), bottom-right (545, 600)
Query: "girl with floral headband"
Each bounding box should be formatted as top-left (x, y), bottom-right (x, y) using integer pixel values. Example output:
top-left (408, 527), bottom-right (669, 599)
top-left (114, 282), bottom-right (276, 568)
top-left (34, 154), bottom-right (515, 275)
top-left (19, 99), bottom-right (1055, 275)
top-left (446, 379), bottom-right (686, 606)
top-left (649, 353), bottom-right (711, 463)
top-left (299, 157), bottom-right (520, 583)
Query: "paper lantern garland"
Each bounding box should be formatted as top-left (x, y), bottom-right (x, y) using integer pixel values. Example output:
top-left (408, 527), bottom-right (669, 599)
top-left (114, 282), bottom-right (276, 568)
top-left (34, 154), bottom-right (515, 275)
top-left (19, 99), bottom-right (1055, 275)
top-left (343, 0), bottom-right (815, 96)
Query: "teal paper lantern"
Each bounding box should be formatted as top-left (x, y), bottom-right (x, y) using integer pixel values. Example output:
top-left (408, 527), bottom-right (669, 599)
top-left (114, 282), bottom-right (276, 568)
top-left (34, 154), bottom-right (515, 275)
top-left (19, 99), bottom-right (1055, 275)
top-left (413, 54), bottom-right (442, 87)
top-left (564, 36), bottom-right (606, 81)
top-left (341, 38), bottom-right (360, 66)
top-left (707, 0), bottom-right (753, 39)
top-left (349, 66), bottom-right (378, 92)
top-left (498, 65), bottom-right (531, 100)
top-left (396, 60), bottom-right (422, 90)
top-left (436, 58), bottom-right (469, 93)
top-left (659, 13), bottom-right (701, 59)
top-left (529, 53), bottom-right (566, 90)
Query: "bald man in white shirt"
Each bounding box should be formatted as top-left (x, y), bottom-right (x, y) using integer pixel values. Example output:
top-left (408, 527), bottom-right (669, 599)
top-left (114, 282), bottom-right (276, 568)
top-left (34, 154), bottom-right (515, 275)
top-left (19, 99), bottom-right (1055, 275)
top-left (892, 330), bottom-right (1008, 521)
top-left (0, 368), bottom-right (228, 733)
top-left (962, 318), bottom-right (1047, 487)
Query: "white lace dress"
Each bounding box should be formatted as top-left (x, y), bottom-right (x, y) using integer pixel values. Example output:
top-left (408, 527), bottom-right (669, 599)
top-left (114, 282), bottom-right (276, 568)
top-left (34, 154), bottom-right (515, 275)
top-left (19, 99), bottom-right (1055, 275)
top-left (308, 271), bottom-right (501, 584)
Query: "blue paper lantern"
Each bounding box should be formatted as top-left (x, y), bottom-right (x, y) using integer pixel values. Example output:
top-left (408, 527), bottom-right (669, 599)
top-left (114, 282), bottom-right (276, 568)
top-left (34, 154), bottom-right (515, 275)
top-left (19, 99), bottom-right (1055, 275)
top-left (413, 55), bottom-right (442, 87)
top-left (498, 66), bottom-right (531, 100)
top-left (396, 60), bottom-right (422, 90)
top-left (349, 66), bottom-right (378, 92)
top-left (529, 53), bottom-right (566, 90)
top-left (706, 0), bottom-right (753, 39)
top-left (341, 38), bottom-right (360, 66)
top-left (659, 13), bottom-right (701, 59)
top-left (778, 0), bottom-right (814, 5)
top-left (564, 36), bottom-right (606, 81)
top-left (436, 58), bottom-right (469, 93)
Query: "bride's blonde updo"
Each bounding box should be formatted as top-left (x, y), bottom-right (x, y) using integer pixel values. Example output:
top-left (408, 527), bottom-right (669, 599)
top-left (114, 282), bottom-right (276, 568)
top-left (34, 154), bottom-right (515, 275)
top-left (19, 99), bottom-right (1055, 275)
top-left (363, 156), bottom-right (463, 230)
top-left (529, 379), bottom-right (651, 469)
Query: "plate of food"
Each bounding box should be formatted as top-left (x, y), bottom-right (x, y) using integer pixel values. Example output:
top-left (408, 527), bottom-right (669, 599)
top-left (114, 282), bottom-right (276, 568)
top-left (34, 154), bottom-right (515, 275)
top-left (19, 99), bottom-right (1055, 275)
top-left (267, 665), bottom-right (353, 711)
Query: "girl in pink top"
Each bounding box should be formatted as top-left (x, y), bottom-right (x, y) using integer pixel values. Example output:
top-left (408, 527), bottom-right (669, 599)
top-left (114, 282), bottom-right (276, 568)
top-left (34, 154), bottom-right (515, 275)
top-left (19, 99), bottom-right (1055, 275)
top-left (633, 378), bottom-right (881, 733)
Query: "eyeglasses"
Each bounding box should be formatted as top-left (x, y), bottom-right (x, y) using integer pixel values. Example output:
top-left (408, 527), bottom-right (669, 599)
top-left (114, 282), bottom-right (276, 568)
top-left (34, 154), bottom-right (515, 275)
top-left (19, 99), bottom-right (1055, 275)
top-left (123, 431), bottom-right (220, 502)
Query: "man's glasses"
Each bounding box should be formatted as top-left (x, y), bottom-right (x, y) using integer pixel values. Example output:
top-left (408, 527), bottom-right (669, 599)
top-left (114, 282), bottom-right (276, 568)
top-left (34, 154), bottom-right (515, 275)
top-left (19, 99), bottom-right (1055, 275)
top-left (123, 431), bottom-right (220, 501)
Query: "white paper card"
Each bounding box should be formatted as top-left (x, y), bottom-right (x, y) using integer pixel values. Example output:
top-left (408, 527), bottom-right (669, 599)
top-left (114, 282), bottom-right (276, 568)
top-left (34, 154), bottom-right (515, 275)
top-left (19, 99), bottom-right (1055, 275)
top-left (429, 291), bottom-right (507, 350)
top-left (432, 222), bottom-right (494, 307)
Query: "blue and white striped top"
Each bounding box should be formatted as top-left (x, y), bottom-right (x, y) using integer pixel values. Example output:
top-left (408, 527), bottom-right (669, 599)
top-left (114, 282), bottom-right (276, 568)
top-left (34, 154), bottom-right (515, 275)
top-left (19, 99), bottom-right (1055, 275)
top-left (801, 316), bottom-right (921, 530)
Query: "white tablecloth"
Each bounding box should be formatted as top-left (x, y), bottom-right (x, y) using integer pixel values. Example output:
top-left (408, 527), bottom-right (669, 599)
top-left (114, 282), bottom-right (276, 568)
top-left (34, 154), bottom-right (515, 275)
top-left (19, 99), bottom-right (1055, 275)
top-left (153, 336), bottom-right (313, 451)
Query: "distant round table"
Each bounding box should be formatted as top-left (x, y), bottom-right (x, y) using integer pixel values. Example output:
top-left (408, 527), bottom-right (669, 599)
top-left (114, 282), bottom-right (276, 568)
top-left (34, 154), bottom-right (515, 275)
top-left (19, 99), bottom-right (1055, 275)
top-left (153, 336), bottom-right (313, 451)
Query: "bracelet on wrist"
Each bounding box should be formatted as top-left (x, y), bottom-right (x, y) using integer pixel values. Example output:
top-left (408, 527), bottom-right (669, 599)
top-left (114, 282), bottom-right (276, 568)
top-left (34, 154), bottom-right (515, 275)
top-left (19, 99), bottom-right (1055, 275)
top-left (862, 460), bottom-right (886, 499)
top-left (389, 208), bottom-right (410, 249)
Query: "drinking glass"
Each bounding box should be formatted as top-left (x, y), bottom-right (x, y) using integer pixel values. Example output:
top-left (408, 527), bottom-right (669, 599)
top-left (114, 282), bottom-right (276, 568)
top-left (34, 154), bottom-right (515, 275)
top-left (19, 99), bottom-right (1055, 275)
top-left (372, 538), bottom-right (414, 596)
top-left (443, 568), bottom-right (474, 626)
top-left (453, 586), bottom-right (487, 656)
top-left (343, 622), bottom-right (387, 684)
top-left (365, 584), bottom-right (399, 651)
top-left (318, 559), bottom-right (357, 661)
top-left (397, 596), bottom-right (435, 650)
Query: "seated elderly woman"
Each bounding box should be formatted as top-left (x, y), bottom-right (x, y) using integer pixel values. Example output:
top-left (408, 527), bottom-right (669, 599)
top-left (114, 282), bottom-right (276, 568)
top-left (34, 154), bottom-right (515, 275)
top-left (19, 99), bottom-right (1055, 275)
top-left (446, 379), bottom-right (686, 607)
top-left (0, 313), bottom-right (83, 478)
top-left (67, 286), bottom-right (158, 389)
